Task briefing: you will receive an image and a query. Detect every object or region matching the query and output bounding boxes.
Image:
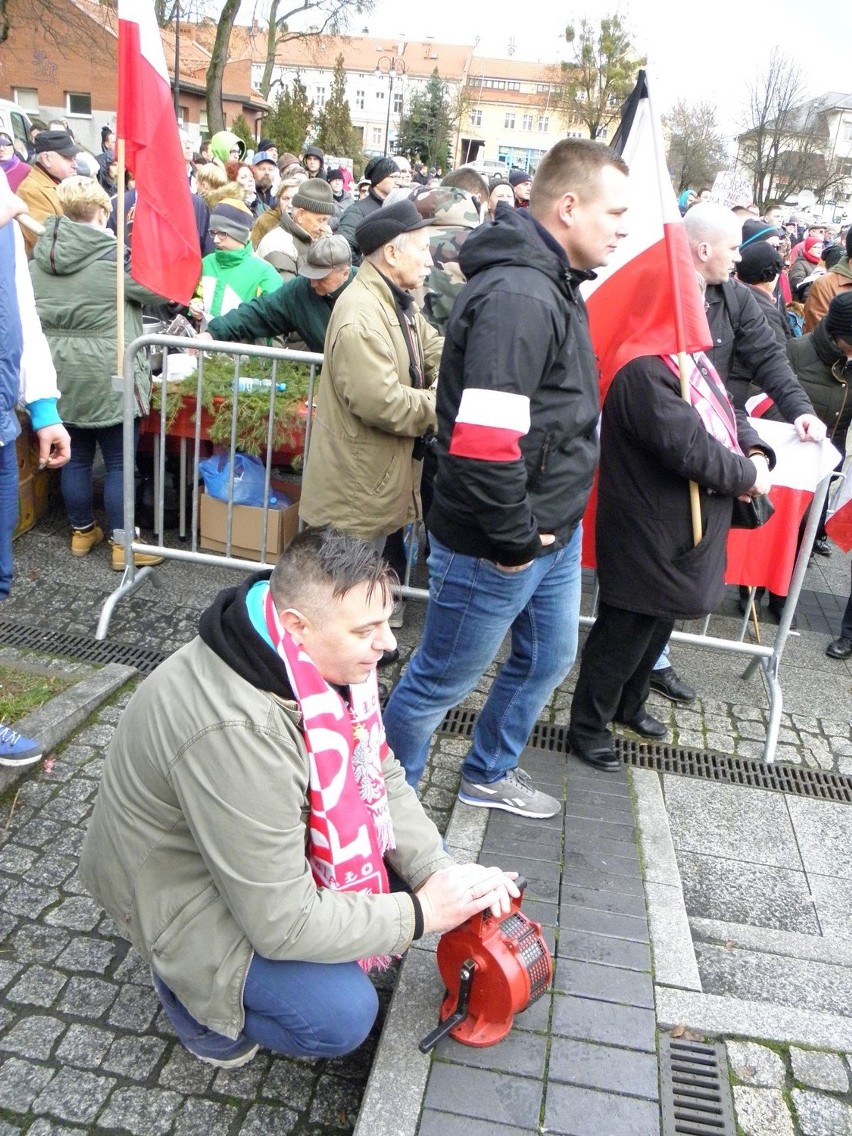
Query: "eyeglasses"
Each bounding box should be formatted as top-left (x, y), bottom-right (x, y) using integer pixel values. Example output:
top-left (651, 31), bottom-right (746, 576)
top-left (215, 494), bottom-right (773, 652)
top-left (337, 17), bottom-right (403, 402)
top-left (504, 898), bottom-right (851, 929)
top-left (0, 138), bottom-right (13, 147)
top-left (208, 229), bottom-right (228, 239)
top-left (229, 148), bottom-right (241, 156)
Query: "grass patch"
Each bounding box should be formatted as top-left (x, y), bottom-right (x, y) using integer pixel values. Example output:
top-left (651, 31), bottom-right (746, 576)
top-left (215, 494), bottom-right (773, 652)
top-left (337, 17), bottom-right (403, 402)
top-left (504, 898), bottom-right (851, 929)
top-left (0, 662), bottom-right (74, 724)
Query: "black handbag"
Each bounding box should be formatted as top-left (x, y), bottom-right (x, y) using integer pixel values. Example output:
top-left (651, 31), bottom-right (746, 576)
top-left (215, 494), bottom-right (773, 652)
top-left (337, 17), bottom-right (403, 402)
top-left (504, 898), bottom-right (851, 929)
top-left (730, 494), bottom-right (775, 529)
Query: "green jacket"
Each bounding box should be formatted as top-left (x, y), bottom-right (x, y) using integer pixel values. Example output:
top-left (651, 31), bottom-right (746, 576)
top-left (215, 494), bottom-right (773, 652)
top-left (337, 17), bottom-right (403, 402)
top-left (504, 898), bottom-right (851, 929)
top-left (206, 268), bottom-right (356, 352)
top-left (79, 631), bottom-right (450, 1038)
top-left (200, 243), bottom-right (282, 319)
top-left (29, 215), bottom-right (164, 428)
top-left (786, 321), bottom-right (852, 444)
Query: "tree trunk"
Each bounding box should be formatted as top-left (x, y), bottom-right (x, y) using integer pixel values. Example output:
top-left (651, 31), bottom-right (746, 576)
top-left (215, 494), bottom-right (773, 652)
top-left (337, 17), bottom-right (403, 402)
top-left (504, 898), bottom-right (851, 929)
top-left (206, 0), bottom-right (241, 136)
top-left (259, 0), bottom-right (282, 100)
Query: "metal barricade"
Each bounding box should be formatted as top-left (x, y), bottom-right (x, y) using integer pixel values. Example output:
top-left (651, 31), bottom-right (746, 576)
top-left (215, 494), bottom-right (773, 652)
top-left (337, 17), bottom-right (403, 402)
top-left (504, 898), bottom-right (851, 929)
top-left (96, 334), bottom-right (323, 639)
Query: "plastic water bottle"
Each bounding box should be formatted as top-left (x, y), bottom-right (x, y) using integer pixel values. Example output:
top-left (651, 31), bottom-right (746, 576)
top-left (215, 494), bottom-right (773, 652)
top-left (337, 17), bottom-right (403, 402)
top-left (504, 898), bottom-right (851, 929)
top-left (236, 377), bottom-right (287, 393)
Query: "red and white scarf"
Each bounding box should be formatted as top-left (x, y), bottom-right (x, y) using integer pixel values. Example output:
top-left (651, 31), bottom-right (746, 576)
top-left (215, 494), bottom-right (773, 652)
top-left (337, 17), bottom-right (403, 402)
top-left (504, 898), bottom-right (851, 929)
top-left (663, 353), bottom-right (744, 456)
top-left (262, 587), bottom-right (395, 971)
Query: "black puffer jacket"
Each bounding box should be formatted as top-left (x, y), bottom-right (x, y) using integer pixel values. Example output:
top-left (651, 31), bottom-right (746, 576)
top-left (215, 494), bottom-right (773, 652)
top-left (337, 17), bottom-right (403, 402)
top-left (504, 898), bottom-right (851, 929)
top-left (427, 206), bottom-right (599, 565)
top-left (786, 321), bottom-right (852, 444)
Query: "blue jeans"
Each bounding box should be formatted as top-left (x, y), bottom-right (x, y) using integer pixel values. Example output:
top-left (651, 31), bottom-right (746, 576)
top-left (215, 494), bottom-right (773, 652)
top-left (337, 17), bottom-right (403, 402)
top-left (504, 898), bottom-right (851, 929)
top-left (154, 954), bottom-right (378, 1059)
top-left (0, 440), bottom-right (18, 601)
top-left (383, 529), bottom-right (583, 788)
top-left (61, 421), bottom-right (137, 536)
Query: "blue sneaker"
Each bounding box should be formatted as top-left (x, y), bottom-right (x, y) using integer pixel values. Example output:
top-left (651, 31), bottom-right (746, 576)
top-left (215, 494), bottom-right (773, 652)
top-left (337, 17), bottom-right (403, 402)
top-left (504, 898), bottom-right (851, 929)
top-left (0, 725), bottom-right (43, 767)
top-left (151, 970), bottom-right (258, 1068)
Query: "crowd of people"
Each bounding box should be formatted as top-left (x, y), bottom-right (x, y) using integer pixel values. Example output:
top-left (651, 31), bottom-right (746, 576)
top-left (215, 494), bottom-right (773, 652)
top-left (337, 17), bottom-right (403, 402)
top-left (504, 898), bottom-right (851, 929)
top-left (3, 121), bottom-right (852, 1070)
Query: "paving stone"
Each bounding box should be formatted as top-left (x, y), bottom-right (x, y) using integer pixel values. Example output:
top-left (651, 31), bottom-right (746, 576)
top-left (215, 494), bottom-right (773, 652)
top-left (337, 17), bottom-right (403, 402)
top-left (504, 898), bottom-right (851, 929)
top-left (0, 1057), bottom-right (55, 1112)
top-left (26, 853), bottom-right (78, 890)
top-left (10, 925), bottom-right (70, 963)
top-left (107, 981), bottom-right (159, 1030)
top-left (559, 881), bottom-right (646, 917)
top-left (103, 1033), bottom-right (168, 1078)
top-left (790, 1047), bottom-right (850, 1092)
top-left (173, 1097), bottom-right (241, 1136)
top-left (157, 1047), bottom-right (216, 1093)
top-left (54, 1023), bottom-right (113, 1069)
top-left (97, 1086), bottom-right (182, 1135)
top-left (552, 959), bottom-right (654, 1009)
top-left (699, 945), bottom-right (852, 1015)
top-left (7, 965), bottom-right (67, 1008)
top-left (548, 1036), bottom-right (658, 1099)
top-left (2, 1015), bottom-right (65, 1060)
top-left (435, 1028), bottom-right (547, 1078)
top-left (112, 949), bottom-right (152, 986)
top-left (726, 1040), bottom-right (787, 1088)
top-left (55, 936), bottom-right (115, 974)
top-left (43, 895), bottom-right (101, 931)
top-left (556, 929), bottom-right (651, 972)
top-left (32, 1067), bottom-right (113, 1124)
top-left (544, 1081), bottom-right (660, 1135)
top-left (239, 1104), bottom-right (300, 1134)
top-left (563, 850), bottom-right (644, 890)
top-left (560, 904), bottom-right (649, 943)
top-left (733, 1086), bottom-right (795, 1136)
top-left (308, 1072), bottom-right (364, 1128)
top-left (678, 852), bottom-right (818, 933)
top-left (0, 958), bottom-right (24, 988)
top-left (512, 988), bottom-right (552, 1033)
top-left (3, 882), bottom-right (60, 919)
top-left (57, 975), bottom-right (118, 1018)
top-left (418, 1113), bottom-right (534, 1135)
top-left (423, 1064), bottom-right (542, 1129)
top-left (262, 1060), bottom-right (317, 1110)
top-left (793, 1089), bottom-right (852, 1136)
top-left (551, 994), bottom-right (656, 1053)
top-left (0, 841), bottom-right (39, 873)
top-left (212, 1055), bottom-right (269, 1098)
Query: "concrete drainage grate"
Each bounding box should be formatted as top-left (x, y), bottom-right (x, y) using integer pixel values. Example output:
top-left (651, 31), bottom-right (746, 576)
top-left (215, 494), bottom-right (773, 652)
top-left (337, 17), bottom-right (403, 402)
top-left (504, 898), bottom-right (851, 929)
top-left (0, 619), bottom-right (168, 676)
top-left (659, 1036), bottom-right (737, 1135)
top-left (436, 707), bottom-right (852, 804)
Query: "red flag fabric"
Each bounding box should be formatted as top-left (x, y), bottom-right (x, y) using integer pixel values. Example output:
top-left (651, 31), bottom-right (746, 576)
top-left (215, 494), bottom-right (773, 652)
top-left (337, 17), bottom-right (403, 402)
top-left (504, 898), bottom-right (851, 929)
top-left (580, 72), bottom-right (712, 569)
top-left (825, 470), bottom-right (852, 552)
top-left (117, 0), bottom-right (201, 304)
top-left (725, 420), bottom-right (841, 593)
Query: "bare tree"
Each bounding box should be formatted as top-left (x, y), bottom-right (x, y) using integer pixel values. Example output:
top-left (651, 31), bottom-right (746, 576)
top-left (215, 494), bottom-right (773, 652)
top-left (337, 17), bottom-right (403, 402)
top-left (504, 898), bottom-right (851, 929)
top-left (737, 48), bottom-right (846, 207)
top-left (664, 99), bottom-right (731, 193)
top-left (553, 13), bottom-right (646, 141)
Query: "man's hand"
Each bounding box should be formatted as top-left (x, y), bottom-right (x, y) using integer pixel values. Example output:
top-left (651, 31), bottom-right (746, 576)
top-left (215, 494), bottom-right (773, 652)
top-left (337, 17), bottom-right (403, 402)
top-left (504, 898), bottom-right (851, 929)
top-left (794, 414), bottom-right (827, 443)
top-left (415, 864), bottom-right (520, 935)
top-left (745, 452), bottom-right (772, 497)
top-left (35, 423), bottom-right (71, 470)
top-left (188, 298), bottom-right (204, 322)
top-left (496, 533), bottom-right (555, 573)
top-left (189, 330), bottom-right (213, 356)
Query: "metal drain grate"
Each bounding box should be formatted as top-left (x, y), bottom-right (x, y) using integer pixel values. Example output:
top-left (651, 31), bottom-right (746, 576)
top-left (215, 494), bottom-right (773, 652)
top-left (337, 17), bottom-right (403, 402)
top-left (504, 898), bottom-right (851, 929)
top-left (0, 620), bottom-right (168, 676)
top-left (660, 1036), bottom-right (737, 1135)
top-left (436, 707), bottom-right (852, 804)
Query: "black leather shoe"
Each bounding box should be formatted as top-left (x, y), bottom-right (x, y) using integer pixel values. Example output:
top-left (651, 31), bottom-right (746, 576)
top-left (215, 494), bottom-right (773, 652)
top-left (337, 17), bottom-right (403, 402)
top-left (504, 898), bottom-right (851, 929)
top-left (617, 712), bottom-right (667, 739)
top-left (649, 666), bottom-right (696, 704)
top-left (826, 636), bottom-right (852, 659)
top-left (569, 742), bottom-right (622, 772)
top-left (813, 536), bottom-right (832, 557)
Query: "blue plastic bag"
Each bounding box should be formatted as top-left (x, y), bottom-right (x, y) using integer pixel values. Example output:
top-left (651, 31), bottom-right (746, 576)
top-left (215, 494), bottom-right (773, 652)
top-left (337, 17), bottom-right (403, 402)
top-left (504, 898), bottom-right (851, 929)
top-left (199, 452), bottom-right (269, 506)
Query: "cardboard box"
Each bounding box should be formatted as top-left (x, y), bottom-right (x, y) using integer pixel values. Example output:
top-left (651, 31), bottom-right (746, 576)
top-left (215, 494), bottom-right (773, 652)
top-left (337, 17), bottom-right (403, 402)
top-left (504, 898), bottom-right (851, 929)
top-left (199, 480), bottom-right (301, 563)
top-left (15, 417), bottom-right (39, 478)
top-left (13, 475), bottom-right (36, 541)
top-left (32, 468), bottom-right (51, 520)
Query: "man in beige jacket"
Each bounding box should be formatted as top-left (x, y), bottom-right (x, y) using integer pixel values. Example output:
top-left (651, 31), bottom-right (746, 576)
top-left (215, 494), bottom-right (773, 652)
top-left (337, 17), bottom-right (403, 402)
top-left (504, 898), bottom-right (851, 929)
top-left (299, 200), bottom-right (443, 548)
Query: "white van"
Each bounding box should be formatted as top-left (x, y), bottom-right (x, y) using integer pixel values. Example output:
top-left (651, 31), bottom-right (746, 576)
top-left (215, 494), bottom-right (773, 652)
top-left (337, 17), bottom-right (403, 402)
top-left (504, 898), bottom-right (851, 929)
top-left (0, 98), bottom-right (37, 159)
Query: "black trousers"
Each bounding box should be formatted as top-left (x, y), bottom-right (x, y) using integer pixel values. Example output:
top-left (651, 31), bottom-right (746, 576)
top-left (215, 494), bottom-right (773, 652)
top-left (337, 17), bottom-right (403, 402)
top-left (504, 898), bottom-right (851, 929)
top-left (569, 603), bottom-right (675, 749)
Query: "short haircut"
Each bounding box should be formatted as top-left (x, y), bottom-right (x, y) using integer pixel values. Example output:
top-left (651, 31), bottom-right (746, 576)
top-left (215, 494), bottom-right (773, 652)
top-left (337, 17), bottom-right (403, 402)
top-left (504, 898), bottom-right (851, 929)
top-left (824, 245), bottom-right (845, 271)
top-left (270, 528), bottom-right (395, 615)
top-left (195, 163), bottom-right (228, 192)
top-left (441, 166), bottom-right (489, 201)
top-left (276, 174), bottom-right (306, 199)
top-left (683, 202), bottom-right (740, 246)
top-left (529, 139), bottom-right (628, 217)
top-left (56, 176), bottom-right (111, 221)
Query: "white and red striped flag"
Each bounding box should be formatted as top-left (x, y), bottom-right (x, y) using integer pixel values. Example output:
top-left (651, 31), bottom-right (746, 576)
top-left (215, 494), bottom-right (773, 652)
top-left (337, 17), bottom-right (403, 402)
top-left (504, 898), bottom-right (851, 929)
top-left (825, 467), bottom-right (852, 552)
top-left (725, 419), bottom-right (841, 592)
top-left (581, 70), bottom-right (711, 567)
top-left (117, 0), bottom-right (200, 303)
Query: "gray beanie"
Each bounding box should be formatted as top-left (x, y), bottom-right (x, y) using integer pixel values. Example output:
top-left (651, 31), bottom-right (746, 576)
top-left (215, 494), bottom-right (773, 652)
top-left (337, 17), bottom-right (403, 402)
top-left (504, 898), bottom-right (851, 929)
top-left (291, 179), bottom-right (335, 215)
top-left (209, 198), bottom-right (253, 244)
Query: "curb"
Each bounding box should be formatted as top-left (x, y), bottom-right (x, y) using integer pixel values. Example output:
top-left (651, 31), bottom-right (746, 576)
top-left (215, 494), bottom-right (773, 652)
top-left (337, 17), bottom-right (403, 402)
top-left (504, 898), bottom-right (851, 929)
top-left (1, 662), bottom-right (138, 795)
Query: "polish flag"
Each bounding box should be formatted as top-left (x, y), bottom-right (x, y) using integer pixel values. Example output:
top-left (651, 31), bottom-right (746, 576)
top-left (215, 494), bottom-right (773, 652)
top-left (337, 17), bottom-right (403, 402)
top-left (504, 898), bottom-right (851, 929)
top-left (825, 468), bottom-right (852, 552)
top-left (581, 71), bottom-right (711, 568)
top-left (117, 0), bottom-right (200, 304)
top-left (448, 388), bottom-right (531, 462)
top-left (582, 71), bottom-right (710, 399)
top-left (725, 419), bottom-right (841, 593)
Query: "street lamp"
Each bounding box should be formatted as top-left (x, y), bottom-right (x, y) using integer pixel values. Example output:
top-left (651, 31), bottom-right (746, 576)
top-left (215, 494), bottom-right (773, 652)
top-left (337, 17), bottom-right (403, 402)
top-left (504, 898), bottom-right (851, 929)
top-left (375, 53), bottom-right (406, 157)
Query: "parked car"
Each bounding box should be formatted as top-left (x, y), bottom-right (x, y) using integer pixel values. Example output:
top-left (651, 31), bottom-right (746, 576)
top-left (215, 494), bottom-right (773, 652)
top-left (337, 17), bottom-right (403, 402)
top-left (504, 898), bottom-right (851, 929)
top-left (0, 98), bottom-right (37, 159)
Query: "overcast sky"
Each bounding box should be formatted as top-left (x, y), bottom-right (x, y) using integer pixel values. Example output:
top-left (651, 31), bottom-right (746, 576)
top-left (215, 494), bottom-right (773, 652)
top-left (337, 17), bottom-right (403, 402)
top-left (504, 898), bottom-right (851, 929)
top-left (359, 0), bottom-right (852, 142)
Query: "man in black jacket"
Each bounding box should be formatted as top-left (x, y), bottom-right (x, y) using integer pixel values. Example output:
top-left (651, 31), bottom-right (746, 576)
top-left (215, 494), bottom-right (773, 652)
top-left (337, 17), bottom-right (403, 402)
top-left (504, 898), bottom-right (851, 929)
top-left (383, 139), bottom-right (629, 816)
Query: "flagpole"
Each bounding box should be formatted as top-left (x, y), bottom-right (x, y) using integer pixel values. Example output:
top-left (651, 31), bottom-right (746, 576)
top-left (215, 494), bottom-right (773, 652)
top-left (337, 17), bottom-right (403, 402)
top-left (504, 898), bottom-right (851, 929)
top-left (645, 76), bottom-right (703, 546)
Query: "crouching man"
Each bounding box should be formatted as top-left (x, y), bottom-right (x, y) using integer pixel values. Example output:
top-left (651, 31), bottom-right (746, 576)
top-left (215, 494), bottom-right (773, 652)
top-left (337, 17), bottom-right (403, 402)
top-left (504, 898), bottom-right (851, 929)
top-left (80, 528), bottom-right (517, 1067)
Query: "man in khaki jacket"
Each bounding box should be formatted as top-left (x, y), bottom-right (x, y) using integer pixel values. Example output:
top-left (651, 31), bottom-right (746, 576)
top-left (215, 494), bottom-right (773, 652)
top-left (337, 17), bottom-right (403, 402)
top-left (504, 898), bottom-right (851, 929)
top-left (299, 200), bottom-right (443, 548)
top-left (15, 130), bottom-right (79, 254)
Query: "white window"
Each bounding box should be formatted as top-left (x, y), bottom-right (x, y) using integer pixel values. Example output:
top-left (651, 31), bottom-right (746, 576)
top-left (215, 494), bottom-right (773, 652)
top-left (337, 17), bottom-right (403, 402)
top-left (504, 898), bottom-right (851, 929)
top-left (537, 115), bottom-right (549, 132)
top-left (13, 87), bottom-right (39, 111)
top-left (470, 108), bottom-right (482, 127)
top-left (522, 114), bottom-right (533, 131)
top-left (66, 92), bottom-right (92, 117)
top-left (504, 112), bottom-right (516, 130)
top-left (315, 86), bottom-right (326, 108)
top-left (376, 89), bottom-right (385, 101)
top-left (843, 121), bottom-right (852, 142)
top-left (371, 126), bottom-right (382, 145)
top-left (355, 89), bottom-right (365, 110)
top-left (393, 91), bottom-right (403, 114)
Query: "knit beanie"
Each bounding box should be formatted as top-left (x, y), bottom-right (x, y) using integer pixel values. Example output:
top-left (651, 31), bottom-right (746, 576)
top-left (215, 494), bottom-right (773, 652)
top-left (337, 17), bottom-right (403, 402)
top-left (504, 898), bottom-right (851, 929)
top-left (277, 151), bottom-right (299, 171)
top-left (741, 219), bottom-right (780, 248)
top-left (509, 169), bottom-right (532, 187)
top-left (364, 156), bottom-right (398, 187)
top-left (737, 242), bottom-right (783, 285)
top-left (209, 198), bottom-right (253, 243)
top-left (326, 167), bottom-right (345, 183)
top-left (825, 293), bottom-right (852, 343)
top-left (291, 179), bottom-right (335, 215)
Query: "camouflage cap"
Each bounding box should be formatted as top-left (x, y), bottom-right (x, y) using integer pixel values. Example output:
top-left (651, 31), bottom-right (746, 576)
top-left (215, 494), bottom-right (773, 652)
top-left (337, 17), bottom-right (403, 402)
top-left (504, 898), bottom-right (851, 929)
top-left (411, 185), bottom-right (481, 229)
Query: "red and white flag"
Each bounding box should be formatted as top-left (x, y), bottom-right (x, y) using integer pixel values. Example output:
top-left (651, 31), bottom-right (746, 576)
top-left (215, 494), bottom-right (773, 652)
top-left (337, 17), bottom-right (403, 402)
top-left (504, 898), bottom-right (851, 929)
top-left (825, 466), bottom-right (852, 552)
top-left (117, 0), bottom-right (200, 303)
top-left (725, 419), bottom-right (841, 593)
top-left (581, 71), bottom-right (711, 567)
top-left (582, 71), bottom-right (710, 398)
